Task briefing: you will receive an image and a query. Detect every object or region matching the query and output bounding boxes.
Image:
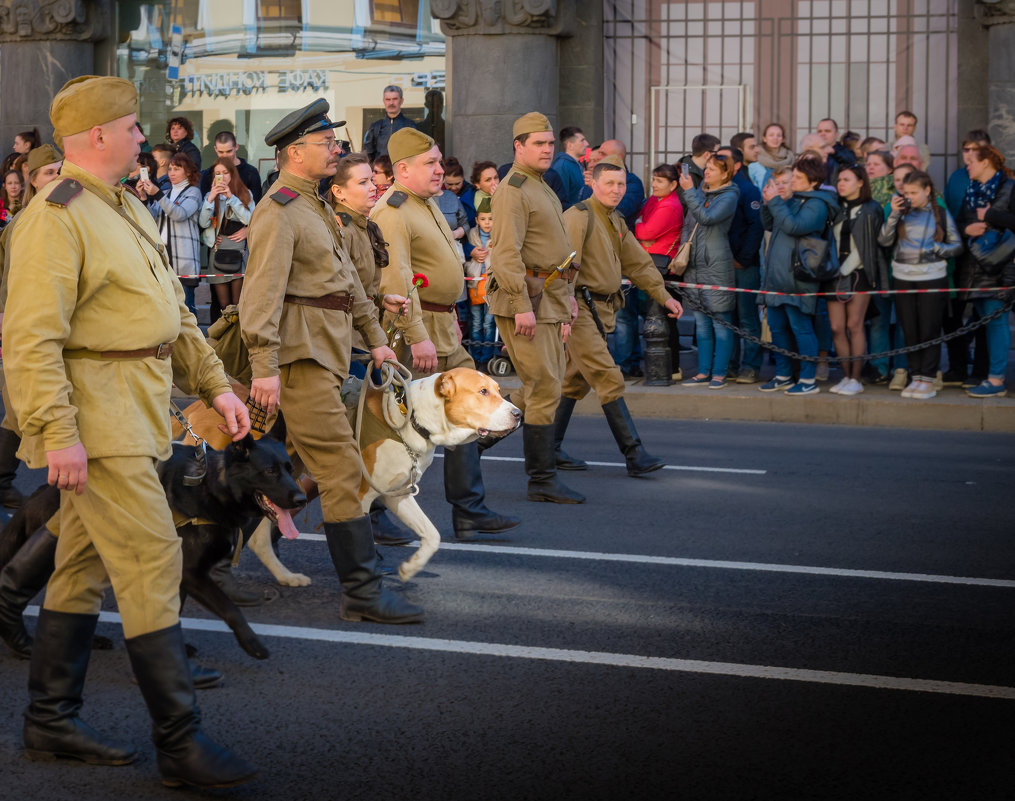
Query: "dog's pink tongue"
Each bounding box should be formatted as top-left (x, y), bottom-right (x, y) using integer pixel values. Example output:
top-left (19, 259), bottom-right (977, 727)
top-left (270, 502), bottom-right (300, 540)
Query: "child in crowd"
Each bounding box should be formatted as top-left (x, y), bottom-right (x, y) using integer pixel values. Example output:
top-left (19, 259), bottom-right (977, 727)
top-left (465, 197), bottom-right (496, 366)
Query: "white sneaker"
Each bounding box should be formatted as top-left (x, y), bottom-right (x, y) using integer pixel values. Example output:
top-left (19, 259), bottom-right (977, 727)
top-left (829, 377), bottom-right (849, 395)
top-left (909, 380), bottom-right (937, 400)
top-left (890, 369), bottom-right (909, 391)
top-left (901, 380), bottom-right (920, 399)
top-left (839, 379), bottom-right (864, 396)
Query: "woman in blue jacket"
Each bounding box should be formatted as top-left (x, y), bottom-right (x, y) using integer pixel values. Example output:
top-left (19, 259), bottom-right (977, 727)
top-left (759, 155), bottom-right (841, 395)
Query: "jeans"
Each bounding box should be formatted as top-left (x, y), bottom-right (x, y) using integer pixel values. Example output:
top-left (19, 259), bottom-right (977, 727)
top-left (814, 298), bottom-right (832, 352)
top-left (766, 304), bottom-right (818, 380)
top-left (973, 298), bottom-right (1012, 380)
top-left (469, 303), bottom-right (497, 364)
top-left (692, 310), bottom-right (734, 378)
top-left (868, 294), bottom-right (908, 375)
top-left (609, 284), bottom-right (643, 372)
top-left (181, 282), bottom-right (197, 317)
top-left (732, 264), bottom-right (762, 370)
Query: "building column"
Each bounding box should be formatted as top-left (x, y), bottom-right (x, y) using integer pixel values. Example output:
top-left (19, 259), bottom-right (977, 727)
top-left (975, 0), bottom-right (1015, 156)
top-left (431, 0), bottom-right (577, 169)
top-left (0, 0), bottom-right (112, 148)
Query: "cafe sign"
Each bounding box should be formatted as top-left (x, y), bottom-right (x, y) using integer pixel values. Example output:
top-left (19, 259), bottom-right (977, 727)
top-left (181, 69), bottom-right (329, 98)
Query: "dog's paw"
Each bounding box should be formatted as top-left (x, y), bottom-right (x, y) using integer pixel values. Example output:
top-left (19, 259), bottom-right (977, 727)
top-left (398, 562), bottom-right (420, 583)
top-left (276, 571), bottom-right (311, 587)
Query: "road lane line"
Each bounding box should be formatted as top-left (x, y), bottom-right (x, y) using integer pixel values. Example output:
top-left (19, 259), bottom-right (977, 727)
top-left (290, 535), bottom-right (1015, 589)
top-left (433, 453), bottom-right (766, 475)
top-left (44, 608), bottom-right (1011, 701)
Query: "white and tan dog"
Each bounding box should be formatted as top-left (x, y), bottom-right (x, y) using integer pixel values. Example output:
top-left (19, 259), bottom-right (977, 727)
top-left (356, 367), bottom-right (521, 580)
top-left (173, 368), bottom-right (521, 584)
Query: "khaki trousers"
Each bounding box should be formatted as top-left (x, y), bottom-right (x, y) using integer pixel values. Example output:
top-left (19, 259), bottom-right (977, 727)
top-left (562, 301), bottom-right (626, 405)
top-left (280, 359), bottom-right (364, 522)
top-left (494, 317), bottom-right (565, 425)
top-left (43, 456), bottom-right (182, 638)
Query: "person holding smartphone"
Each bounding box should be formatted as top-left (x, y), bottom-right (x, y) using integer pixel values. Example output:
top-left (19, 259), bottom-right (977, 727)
top-left (198, 158), bottom-right (255, 309)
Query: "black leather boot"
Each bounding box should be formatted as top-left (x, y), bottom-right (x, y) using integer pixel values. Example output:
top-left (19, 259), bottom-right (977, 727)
top-left (602, 398), bottom-right (665, 476)
top-left (0, 525), bottom-right (56, 659)
top-left (553, 396), bottom-right (588, 471)
top-left (126, 623), bottom-right (255, 789)
top-left (445, 441), bottom-right (520, 541)
top-left (369, 498), bottom-right (413, 546)
top-left (209, 558), bottom-right (266, 607)
top-left (523, 424), bottom-right (585, 504)
top-left (23, 610), bottom-right (137, 765)
top-left (0, 427), bottom-right (25, 509)
top-left (324, 517), bottom-right (423, 624)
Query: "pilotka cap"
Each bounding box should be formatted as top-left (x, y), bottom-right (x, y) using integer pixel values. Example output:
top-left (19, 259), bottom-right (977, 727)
top-left (265, 98), bottom-right (345, 150)
top-left (50, 76), bottom-right (138, 148)
top-left (512, 112), bottom-right (553, 140)
top-left (387, 128), bottom-right (437, 165)
top-left (26, 144), bottom-right (62, 174)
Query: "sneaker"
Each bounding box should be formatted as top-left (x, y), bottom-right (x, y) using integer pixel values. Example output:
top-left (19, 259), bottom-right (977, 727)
top-left (785, 381), bottom-right (819, 395)
top-left (759, 376), bottom-right (794, 392)
top-left (815, 361), bottom-right (830, 381)
top-left (671, 369), bottom-right (683, 381)
top-left (708, 378), bottom-right (728, 389)
top-left (735, 367), bottom-right (759, 384)
top-left (941, 370), bottom-right (966, 387)
top-left (909, 380), bottom-right (937, 400)
top-left (889, 368), bottom-right (909, 391)
top-left (932, 371), bottom-right (944, 392)
top-left (829, 377), bottom-right (850, 395)
top-left (839, 378), bottom-right (864, 396)
top-left (966, 381), bottom-right (1007, 398)
top-left (900, 379), bottom-right (920, 399)
top-left (682, 374), bottom-right (710, 386)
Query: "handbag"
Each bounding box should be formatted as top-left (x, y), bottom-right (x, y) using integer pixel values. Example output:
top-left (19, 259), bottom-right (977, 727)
top-left (792, 210), bottom-right (840, 283)
top-left (210, 204), bottom-right (245, 274)
top-left (668, 223), bottom-right (697, 276)
top-left (969, 229), bottom-right (1015, 275)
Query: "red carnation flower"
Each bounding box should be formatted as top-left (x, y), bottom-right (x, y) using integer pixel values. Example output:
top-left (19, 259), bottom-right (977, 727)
top-left (412, 272), bottom-right (429, 288)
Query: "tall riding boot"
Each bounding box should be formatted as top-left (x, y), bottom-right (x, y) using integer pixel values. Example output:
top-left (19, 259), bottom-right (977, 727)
top-left (523, 424), bottom-right (585, 504)
top-left (0, 427), bottom-right (25, 509)
top-left (23, 610), bottom-right (137, 765)
top-left (553, 396), bottom-right (588, 471)
top-left (602, 398), bottom-right (665, 476)
top-left (324, 517), bottom-right (423, 624)
top-left (126, 624), bottom-right (255, 789)
top-left (369, 497), bottom-right (413, 546)
top-left (0, 525), bottom-right (57, 659)
top-left (445, 441), bottom-right (520, 541)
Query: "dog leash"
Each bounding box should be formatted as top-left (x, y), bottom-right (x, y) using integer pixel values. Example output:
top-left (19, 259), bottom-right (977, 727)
top-left (168, 401), bottom-right (207, 486)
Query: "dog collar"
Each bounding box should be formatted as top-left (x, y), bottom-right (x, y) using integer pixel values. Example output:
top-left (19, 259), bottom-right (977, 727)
top-left (393, 385), bottom-right (432, 442)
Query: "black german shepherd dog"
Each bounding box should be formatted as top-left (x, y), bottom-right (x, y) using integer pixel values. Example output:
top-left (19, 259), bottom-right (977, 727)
top-left (0, 434), bottom-right (305, 661)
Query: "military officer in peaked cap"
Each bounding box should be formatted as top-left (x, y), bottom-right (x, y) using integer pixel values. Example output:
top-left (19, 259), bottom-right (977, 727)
top-left (489, 112), bottom-right (585, 504)
top-left (240, 99), bottom-right (423, 624)
top-left (2, 75), bottom-right (254, 788)
top-left (371, 128), bottom-right (520, 541)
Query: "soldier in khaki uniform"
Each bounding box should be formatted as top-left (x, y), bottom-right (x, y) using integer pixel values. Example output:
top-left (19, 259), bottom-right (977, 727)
top-left (240, 99), bottom-right (421, 625)
top-left (372, 128), bottom-right (519, 541)
top-left (489, 112), bottom-right (584, 504)
top-left (556, 156), bottom-right (683, 476)
top-left (2, 76), bottom-right (255, 788)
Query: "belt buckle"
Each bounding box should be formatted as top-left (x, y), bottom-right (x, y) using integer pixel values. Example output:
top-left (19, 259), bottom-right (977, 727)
top-left (156, 343), bottom-right (171, 360)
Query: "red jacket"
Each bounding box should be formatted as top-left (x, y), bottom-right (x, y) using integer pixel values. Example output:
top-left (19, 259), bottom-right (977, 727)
top-left (635, 192), bottom-right (684, 256)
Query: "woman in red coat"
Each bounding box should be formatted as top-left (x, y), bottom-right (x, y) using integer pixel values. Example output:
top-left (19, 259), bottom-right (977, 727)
top-left (635, 163), bottom-right (684, 379)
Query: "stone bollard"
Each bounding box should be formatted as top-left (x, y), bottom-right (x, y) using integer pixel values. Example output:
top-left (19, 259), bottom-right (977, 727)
top-left (642, 301), bottom-right (673, 386)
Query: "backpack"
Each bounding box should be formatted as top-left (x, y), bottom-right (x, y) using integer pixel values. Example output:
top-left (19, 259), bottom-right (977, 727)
top-left (468, 265), bottom-right (488, 305)
top-left (792, 203), bottom-right (840, 283)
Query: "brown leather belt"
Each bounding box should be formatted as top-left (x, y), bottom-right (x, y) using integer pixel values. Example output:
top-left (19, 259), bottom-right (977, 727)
top-left (284, 293), bottom-right (353, 312)
top-left (525, 268), bottom-right (552, 279)
top-left (63, 343), bottom-right (174, 361)
top-left (582, 289), bottom-right (616, 303)
top-left (419, 300), bottom-right (456, 313)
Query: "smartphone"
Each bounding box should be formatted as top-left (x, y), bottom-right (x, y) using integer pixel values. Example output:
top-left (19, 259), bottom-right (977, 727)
top-left (215, 174), bottom-right (227, 186)
top-left (899, 196), bottom-right (911, 215)
top-left (681, 163), bottom-right (690, 178)
top-left (138, 166), bottom-right (149, 183)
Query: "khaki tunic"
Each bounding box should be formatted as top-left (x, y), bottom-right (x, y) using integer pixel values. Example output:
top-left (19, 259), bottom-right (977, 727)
top-left (240, 170), bottom-right (387, 522)
top-left (372, 182), bottom-right (465, 356)
top-left (239, 170), bottom-right (387, 381)
top-left (488, 163), bottom-right (575, 425)
top-left (335, 203), bottom-right (384, 352)
top-left (562, 200), bottom-right (673, 404)
top-left (1, 160), bottom-right (232, 637)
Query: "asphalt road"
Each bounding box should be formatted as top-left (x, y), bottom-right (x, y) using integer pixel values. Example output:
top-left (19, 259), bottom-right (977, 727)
top-left (1, 418), bottom-right (1013, 800)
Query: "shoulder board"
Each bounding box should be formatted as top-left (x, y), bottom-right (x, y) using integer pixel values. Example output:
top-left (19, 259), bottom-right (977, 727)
top-left (573, 201), bottom-right (589, 211)
top-left (45, 179), bottom-right (84, 208)
top-left (270, 187), bottom-right (299, 205)
top-left (508, 173), bottom-right (527, 188)
top-left (337, 211), bottom-right (352, 226)
top-left (387, 191), bottom-right (408, 208)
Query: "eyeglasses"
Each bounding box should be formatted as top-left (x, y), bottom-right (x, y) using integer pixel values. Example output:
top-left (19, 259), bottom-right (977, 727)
top-left (295, 138), bottom-right (340, 151)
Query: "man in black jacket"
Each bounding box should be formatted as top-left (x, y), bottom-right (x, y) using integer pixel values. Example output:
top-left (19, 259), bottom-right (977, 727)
top-left (718, 145), bottom-right (765, 383)
top-left (199, 131), bottom-right (263, 202)
top-left (363, 85), bottom-right (418, 162)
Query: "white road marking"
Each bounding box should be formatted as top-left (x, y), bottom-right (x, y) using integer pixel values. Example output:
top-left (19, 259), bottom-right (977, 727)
top-left (291, 534), bottom-right (1015, 589)
top-left (32, 608), bottom-right (1008, 701)
top-left (434, 452), bottom-right (766, 475)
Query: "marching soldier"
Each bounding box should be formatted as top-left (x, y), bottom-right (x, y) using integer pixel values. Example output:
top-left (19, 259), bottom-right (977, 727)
top-left (489, 112), bottom-right (584, 504)
top-left (556, 156), bottom-right (683, 475)
top-left (240, 99), bottom-right (422, 624)
top-left (372, 128), bottom-right (519, 540)
top-left (2, 76), bottom-right (254, 788)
